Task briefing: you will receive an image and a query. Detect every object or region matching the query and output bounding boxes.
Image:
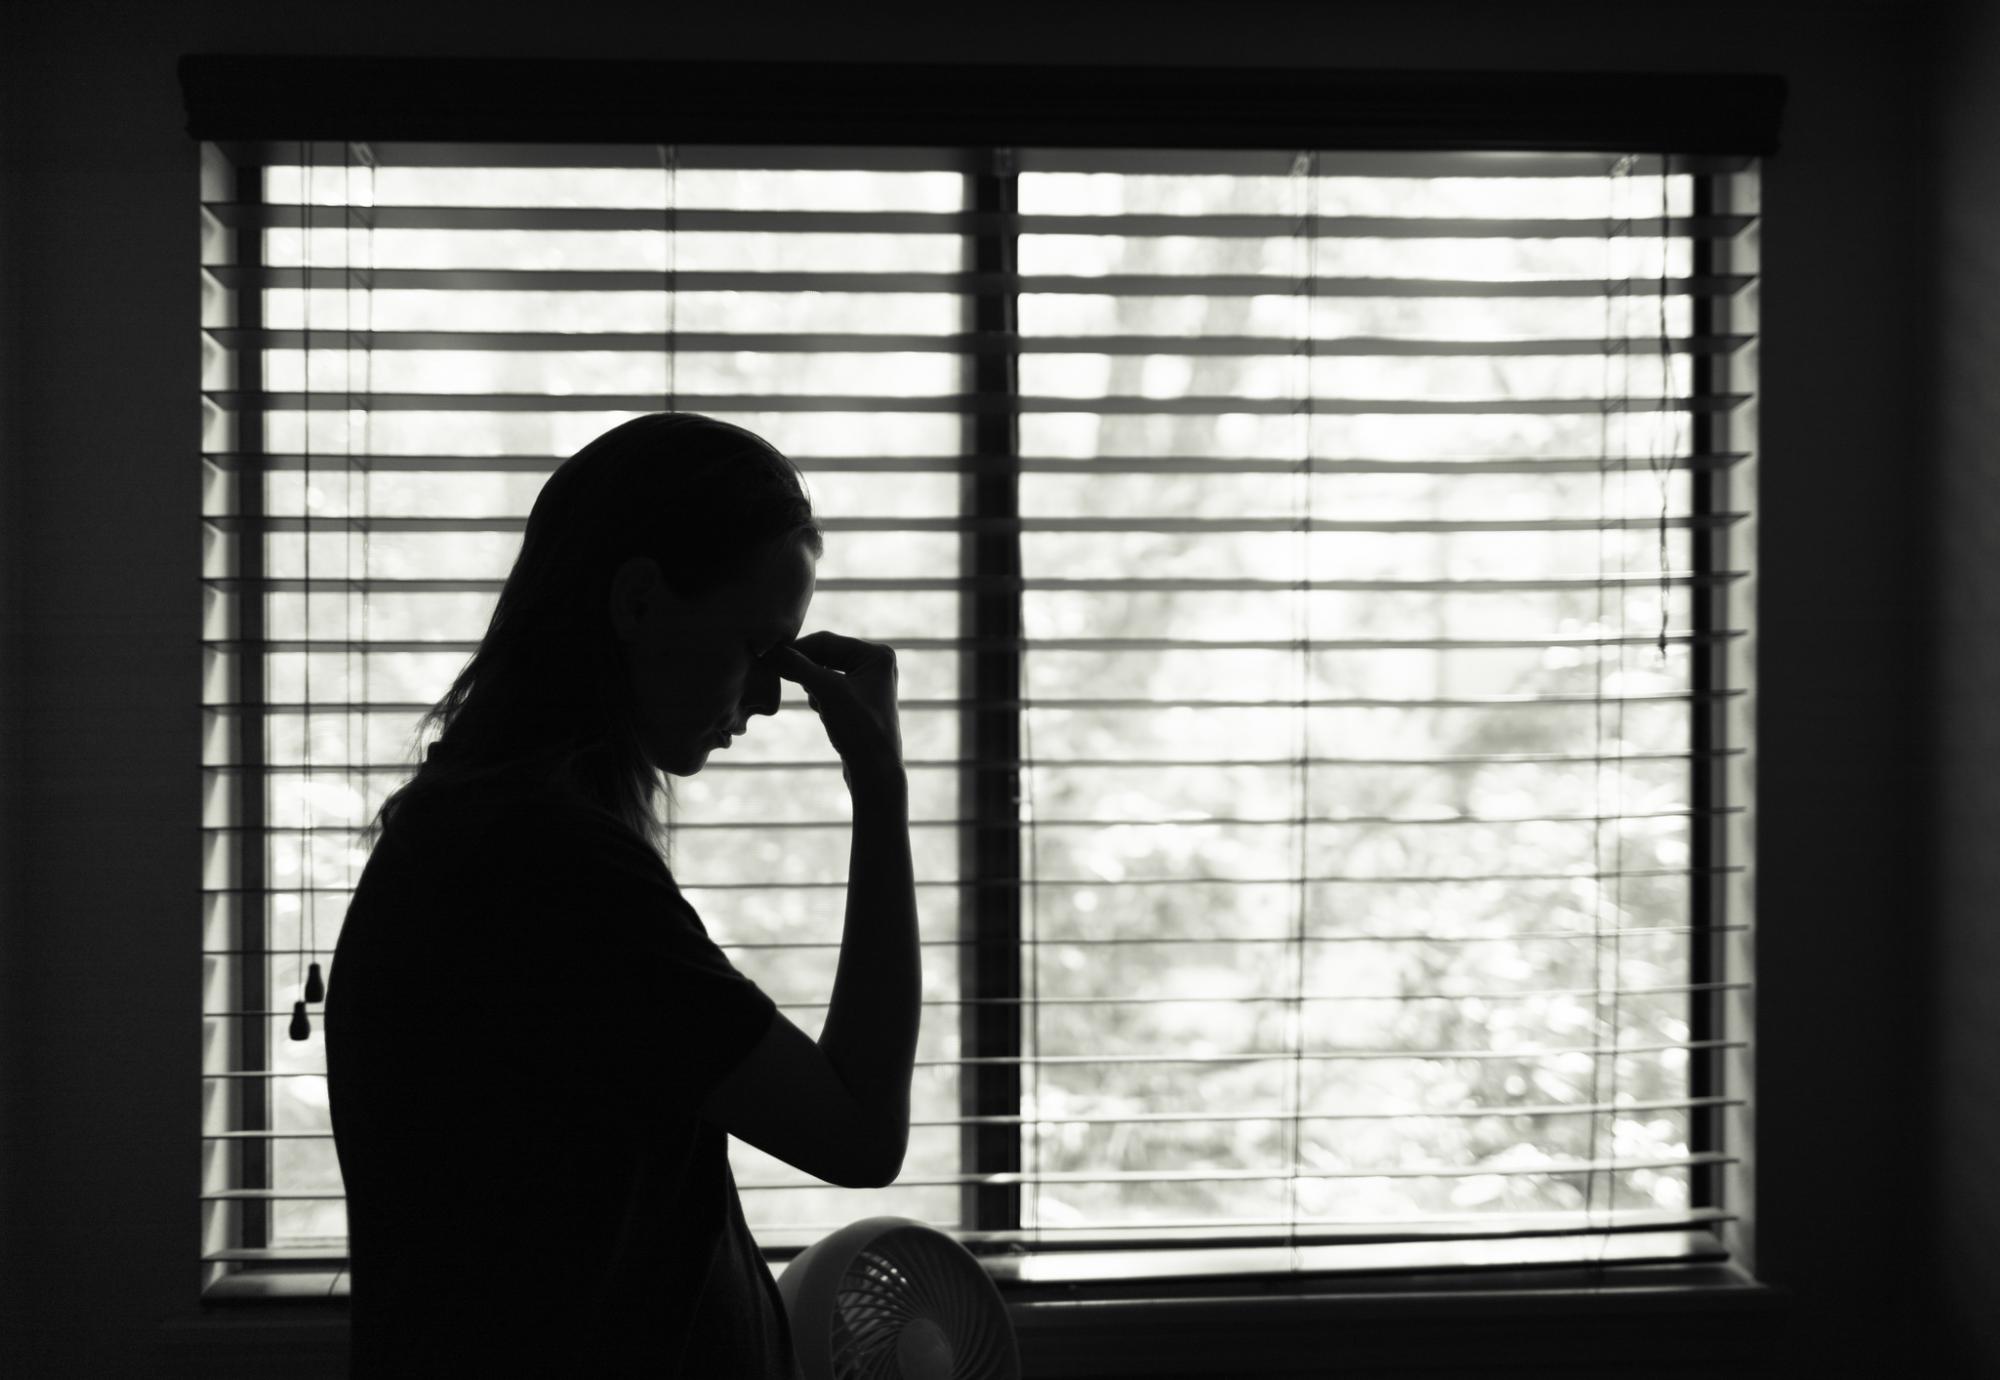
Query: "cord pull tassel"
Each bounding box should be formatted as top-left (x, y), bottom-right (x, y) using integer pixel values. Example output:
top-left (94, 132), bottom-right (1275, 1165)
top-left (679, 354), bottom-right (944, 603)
top-left (289, 1001), bottom-right (311, 1042)
top-left (304, 961), bottom-right (325, 1003)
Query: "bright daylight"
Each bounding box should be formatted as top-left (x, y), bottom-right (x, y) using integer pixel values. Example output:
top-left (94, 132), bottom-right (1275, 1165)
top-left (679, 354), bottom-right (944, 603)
top-left (209, 147), bottom-right (1732, 1268)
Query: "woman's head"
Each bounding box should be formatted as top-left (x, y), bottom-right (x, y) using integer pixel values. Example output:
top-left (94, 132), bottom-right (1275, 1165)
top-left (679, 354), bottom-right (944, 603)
top-left (363, 412), bottom-right (823, 856)
top-left (609, 531), bottom-right (816, 777)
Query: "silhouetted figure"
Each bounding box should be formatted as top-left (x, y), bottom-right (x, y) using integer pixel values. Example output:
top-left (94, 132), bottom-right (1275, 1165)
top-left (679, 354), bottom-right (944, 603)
top-left (327, 413), bottom-right (919, 1377)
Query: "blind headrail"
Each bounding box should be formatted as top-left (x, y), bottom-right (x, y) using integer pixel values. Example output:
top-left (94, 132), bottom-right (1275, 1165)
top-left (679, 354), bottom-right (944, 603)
top-left (179, 58), bottom-right (1784, 153)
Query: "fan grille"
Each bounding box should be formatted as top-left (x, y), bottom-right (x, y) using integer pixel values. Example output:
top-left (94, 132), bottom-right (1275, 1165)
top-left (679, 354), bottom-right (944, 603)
top-left (825, 1228), bottom-right (1015, 1380)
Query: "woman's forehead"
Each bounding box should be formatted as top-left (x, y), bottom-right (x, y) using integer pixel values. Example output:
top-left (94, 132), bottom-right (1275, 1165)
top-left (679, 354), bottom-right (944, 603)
top-left (730, 537), bottom-right (816, 625)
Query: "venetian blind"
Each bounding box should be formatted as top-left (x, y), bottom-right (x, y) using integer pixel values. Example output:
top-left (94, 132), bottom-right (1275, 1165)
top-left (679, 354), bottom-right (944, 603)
top-left (193, 84), bottom-right (1763, 1300)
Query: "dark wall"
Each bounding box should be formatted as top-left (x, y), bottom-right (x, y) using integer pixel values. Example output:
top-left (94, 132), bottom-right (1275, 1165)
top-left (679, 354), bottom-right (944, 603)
top-left (0, 1), bottom-right (21, 1365)
top-left (0, 1), bottom-right (1968, 1376)
top-left (1919, 0), bottom-right (2000, 1373)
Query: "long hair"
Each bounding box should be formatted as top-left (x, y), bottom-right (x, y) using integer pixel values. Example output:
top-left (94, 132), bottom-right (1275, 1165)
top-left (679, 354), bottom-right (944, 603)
top-left (359, 412), bottom-right (824, 863)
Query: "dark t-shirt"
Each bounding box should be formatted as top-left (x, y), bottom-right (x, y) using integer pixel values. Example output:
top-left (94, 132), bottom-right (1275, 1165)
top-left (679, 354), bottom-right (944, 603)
top-left (324, 753), bottom-right (801, 1378)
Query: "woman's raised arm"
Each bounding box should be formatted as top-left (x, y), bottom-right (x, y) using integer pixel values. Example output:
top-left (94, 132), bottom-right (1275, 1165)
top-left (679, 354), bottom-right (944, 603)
top-left (698, 634), bottom-right (919, 1187)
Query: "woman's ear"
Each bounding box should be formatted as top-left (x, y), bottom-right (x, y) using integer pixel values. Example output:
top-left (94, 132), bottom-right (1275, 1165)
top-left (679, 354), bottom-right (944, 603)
top-left (608, 556), bottom-right (660, 643)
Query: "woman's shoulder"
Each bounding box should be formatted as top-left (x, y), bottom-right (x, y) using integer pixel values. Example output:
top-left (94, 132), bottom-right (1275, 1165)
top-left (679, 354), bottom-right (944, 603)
top-left (382, 773), bottom-right (617, 871)
top-left (382, 744), bottom-right (684, 893)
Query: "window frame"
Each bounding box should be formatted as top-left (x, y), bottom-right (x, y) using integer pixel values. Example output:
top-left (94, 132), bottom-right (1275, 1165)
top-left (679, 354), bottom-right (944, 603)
top-left (963, 144), bottom-right (1026, 1238)
top-left (185, 57), bottom-right (1785, 1348)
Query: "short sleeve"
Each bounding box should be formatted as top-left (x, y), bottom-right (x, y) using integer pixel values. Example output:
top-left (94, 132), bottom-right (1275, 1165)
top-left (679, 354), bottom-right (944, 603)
top-left (484, 800), bottom-right (779, 1114)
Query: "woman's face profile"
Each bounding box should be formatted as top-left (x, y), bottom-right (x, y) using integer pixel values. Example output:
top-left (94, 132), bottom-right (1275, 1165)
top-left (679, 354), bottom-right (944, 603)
top-left (609, 534), bottom-right (817, 776)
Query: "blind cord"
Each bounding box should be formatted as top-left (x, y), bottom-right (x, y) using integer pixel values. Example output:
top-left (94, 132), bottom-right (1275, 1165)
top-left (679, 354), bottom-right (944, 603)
top-left (659, 143), bottom-right (678, 856)
top-left (665, 143), bottom-right (676, 417)
top-left (331, 143), bottom-right (352, 1016)
top-left (1596, 147), bottom-right (1682, 1291)
top-left (364, 144), bottom-right (377, 886)
top-left (1587, 149), bottom-right (1687, 1290)
top-left (1653, 154), bottom-right (1675, 661)
top-left (1596, 150), bottom-right (1681, 1290)
top-left (291, 142), bottom-right (317, 1041)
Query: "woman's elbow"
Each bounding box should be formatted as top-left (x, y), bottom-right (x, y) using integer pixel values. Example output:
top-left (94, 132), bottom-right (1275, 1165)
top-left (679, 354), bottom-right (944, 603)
top-left (855, 1132), bottom-right (906, 1190)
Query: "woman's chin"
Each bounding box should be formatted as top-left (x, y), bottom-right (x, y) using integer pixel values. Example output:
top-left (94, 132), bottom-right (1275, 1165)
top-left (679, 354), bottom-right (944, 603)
top-left (662, 740), bottom-right (715, 778)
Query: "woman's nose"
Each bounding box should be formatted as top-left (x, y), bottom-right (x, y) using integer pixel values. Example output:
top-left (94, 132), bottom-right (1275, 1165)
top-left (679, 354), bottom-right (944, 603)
top-left (741, 660), bottom-right (783, 719)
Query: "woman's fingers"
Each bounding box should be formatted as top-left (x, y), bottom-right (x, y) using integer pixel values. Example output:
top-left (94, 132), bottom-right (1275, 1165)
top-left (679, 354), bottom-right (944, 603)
top-left (763, 642), bottom-right (827, 686)
top-left (768, 634), bottom-right (896, 687)
top-left (791, 630), bottom-right (895, 672)
top-left (761, 632), bottom-right (903, 776)
top-left (766, 647), bottom-right (835, 718)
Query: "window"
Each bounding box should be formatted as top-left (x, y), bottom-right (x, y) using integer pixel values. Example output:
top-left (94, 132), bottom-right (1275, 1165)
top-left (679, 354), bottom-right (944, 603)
top-left (190, 59), bottom-right (1773, 1305)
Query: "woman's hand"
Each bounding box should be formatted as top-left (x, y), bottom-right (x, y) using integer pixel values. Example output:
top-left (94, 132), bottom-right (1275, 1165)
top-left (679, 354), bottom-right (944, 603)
top-left (764, 632), bottom-right (904, 791)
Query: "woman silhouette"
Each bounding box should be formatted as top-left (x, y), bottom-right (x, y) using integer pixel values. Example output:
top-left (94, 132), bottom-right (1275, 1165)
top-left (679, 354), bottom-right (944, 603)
top-left (325, 413), bottom-right (919, 1378)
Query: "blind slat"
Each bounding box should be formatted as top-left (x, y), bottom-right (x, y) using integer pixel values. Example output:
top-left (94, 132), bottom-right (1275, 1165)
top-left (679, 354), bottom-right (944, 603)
top-left (207, 690), bottom-right (1749, 712)
top-left (201, 637), bottom-right (1745, 657)
top-left (198, 923), bottom-right (1751, 949)
top-left (198, 750), bottom-right (1748, 773)
top-left (203, 984), bottom-right (1750, 1022)
top-left (204, 200), bottom-right (1759, 239)
top-left (206, 878), bottom-right (1743, 899)
top-left (204, 328), bottom-right (1757, 357)
top-left (627, 871), bottom-right (1744, 892)
top-left (202, 450), bottom-right (1754, 475)
top-left (746, 1152), bottom-right (1740, 1190)
top-left (201, 263), bottom-right (1757, 297)
top-left (206, 1038), bottom-right (1745, 1077)
top-left (199, 806), bottom-right (1736, 836)
top-left (203, 512), bottom-right (1749, 535)
top-left (205, 933), bottom-right (1749, 961)
top-left (203, 390), bottom-right (1750, 418)
top-left (205, 574), bottom-right (1744, 597)
top-left (199, 1095), bottom-right (1746, 1137)
top-left (197, 1151), bottom-right (1735, 1200)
